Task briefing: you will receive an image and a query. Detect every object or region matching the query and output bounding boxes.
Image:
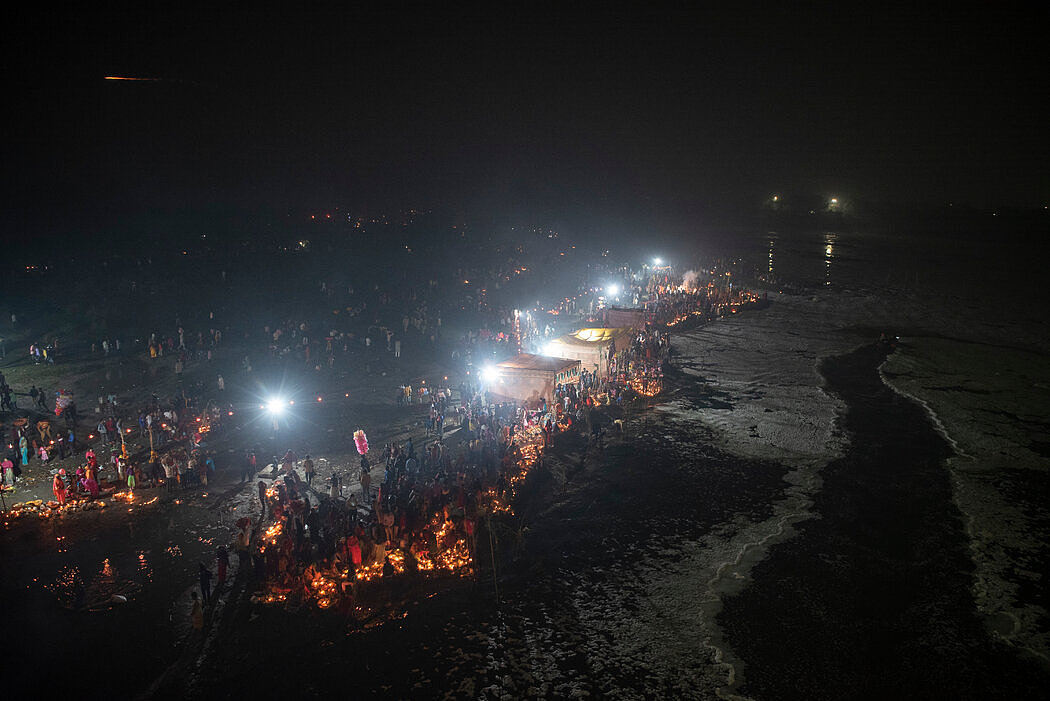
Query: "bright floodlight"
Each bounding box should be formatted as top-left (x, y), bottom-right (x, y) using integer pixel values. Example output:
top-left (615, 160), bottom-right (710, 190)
top-left (606, 283), bottom-right (620, 297)
top-left (480, 365), bottom-right (499, 383)
top-left (653, 257), bottom-right (663, 266)
top-left (542, 342), bottom-right (561, 357)
top-left (267, 398), bottom-right (286, 415)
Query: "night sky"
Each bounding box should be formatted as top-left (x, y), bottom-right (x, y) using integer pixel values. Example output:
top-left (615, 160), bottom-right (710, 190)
top-left (4, 6), bottom-right (1046, 242)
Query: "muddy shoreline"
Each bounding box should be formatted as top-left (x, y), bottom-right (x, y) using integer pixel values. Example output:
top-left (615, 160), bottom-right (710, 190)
top-left (143, 365), bottom-right (795, 699)
top-left (8, 336), bottom-right (1048, 699)
top-left (718, 343), bottom-right (1049, 699)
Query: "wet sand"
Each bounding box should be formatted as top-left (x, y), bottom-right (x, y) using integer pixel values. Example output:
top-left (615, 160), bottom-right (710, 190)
top-left (718, 343), bottom-right (1049, 699)
top-left (144, 391), bottom-right (794, 699)
top-left (6, 339), bottom-right (1048, 699)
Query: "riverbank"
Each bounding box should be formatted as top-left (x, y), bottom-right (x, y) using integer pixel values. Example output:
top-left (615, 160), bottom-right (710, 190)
top-left (880, 335), bottom-right (1050, 663)
top-left (718, 342), bottom-right (1049, 699)
top-left (7, 281), bottom-right (1047, 698)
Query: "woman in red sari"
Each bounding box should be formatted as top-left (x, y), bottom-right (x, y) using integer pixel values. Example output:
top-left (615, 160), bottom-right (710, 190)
top-left (53, 469), bottom-right (67, 505)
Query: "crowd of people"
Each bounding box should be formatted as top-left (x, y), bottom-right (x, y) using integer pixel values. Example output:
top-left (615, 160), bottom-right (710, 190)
top-left (217, 353), bottom-right (652, 614)
top-left (2, 251), bottom-right (751, 633)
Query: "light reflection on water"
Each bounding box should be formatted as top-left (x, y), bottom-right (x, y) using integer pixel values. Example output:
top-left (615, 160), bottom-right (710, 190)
top-left (44, 565), bottom-right (84, 609)
top-left (100, 557), bottom-right (115, 579)
top-left (824, 231), bottom-right (836, 286)
top-left (137, 550), bottom-right (153, 583)
top-left (42, 554), bottom-right (155, 609)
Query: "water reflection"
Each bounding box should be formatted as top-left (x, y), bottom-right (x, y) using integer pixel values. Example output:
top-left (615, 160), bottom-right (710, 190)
top-left (100, 557), bottom-right (115, 580)
top-left (824, 232), bottom-right (837, 286)
top-left (45, 565), bottom-right (85, 609)
top-left (137, 550), bottom-right (153, 583)
top-left (42, 553), bottom-right (153, 611)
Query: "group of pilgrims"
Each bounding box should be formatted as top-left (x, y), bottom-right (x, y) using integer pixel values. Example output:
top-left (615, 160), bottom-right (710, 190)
top-left (223, 353), bottom-right (669, 612)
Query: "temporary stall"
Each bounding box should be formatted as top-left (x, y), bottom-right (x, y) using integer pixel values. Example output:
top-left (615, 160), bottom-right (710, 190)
top-left (543, 327), bottom-right (635, 377)
top-left (487, 354), bottom-right (581, 406)
top-left (604, 306), bottom-right (646, 330)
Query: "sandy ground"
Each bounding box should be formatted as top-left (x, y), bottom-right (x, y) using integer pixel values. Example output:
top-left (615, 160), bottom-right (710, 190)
top-left (0, 320), bottom-right (476, 698)
top-left (5, 309), bottom-right (1048, 699)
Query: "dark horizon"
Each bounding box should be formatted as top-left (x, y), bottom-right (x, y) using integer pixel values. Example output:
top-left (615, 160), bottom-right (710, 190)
top-left (3, 7), bottom-right (1047, 246)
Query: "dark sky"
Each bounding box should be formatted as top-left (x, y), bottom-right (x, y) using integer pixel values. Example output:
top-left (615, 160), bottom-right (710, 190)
top-left (4, 6), bottom-right (1046, 241)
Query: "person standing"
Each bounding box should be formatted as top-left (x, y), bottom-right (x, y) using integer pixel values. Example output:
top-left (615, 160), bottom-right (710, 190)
top-left (163, 456), bottom-right (176, 494)
top-left (148, 454), bottom-right (161, 486)
top-left (198, 563), bottom-right (213, 606)
top-left (190, 591), bottom-right (204, 633)
top-left (53, 470), bottom-right (67, 505)
top-left (303, 454), bottom-right (315, 486)
top-left (1, 456), bottom-right (13, 486)
top-left (257, 480), bottom-right (268, 518)
top-left (281, 449), bottom-right (297, 475)
top-left (359, 459), bottom-right (371, 499)
top-left (217, 375), bottom-right (225, 393)
top-left (242, 450), bottom-right (256, 483)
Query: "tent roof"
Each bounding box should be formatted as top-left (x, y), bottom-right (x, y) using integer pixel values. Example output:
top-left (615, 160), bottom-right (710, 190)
top-left (551, 327), bottom-right (633, 346)
top-left (495, 353), bottom-right (580, 373)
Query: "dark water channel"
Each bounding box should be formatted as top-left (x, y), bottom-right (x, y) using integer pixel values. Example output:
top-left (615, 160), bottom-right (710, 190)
top-left (719, 343), bottom-right (1049, 699)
